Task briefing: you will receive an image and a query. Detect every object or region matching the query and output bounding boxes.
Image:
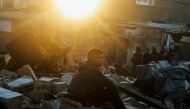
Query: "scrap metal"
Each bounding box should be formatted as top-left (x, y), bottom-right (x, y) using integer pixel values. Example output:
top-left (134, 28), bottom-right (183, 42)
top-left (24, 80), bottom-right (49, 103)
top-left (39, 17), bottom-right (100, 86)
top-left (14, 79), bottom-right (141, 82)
top-left (109, 78), bottom-right (171, 109)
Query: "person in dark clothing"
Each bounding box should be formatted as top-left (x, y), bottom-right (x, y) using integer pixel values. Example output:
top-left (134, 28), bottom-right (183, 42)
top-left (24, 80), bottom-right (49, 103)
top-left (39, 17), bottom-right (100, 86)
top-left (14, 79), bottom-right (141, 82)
top-left (149, 47), bottom-right (161, 63)
top-left (68, 48), bottom-right (126, 109)
top-left (160, 47), bottom-right (168, 60)
top-left (131, 47), bottom-right (143, 73)
top-left (166, 44), bottom-right (180, 65)
top-left (142, 48), bottom-right (150, 64)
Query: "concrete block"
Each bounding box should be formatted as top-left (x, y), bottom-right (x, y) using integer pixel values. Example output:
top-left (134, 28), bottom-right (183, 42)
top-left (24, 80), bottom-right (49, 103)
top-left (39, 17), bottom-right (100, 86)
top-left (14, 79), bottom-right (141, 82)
top-left (0, 87), bottom-right (22, 109)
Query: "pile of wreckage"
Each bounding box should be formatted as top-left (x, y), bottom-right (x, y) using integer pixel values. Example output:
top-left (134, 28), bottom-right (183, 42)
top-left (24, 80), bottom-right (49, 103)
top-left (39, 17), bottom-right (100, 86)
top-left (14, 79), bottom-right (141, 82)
top-left (110, 60), bottom-right (190, 109)
top-left (0, 35), bottom-right (190, 109)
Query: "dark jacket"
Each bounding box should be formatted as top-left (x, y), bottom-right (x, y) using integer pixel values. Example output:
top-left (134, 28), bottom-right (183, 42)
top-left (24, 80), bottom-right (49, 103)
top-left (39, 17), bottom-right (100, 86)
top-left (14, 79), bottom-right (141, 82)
top-left (142, 53), bottom-right (151, 64)
top-left (150, 52), bottom-right (161, 63)
top-left (68, 61), bottom-right (127, 109)
top-left (131, 52), bottom-right (143, 65)
top-left (68, 61), bottom-right (116, 101)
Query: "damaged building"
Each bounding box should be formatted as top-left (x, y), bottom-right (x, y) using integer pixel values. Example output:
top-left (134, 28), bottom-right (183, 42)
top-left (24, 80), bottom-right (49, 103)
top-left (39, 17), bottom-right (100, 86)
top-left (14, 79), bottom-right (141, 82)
top-left (0, 0), bottom-right (190, 109)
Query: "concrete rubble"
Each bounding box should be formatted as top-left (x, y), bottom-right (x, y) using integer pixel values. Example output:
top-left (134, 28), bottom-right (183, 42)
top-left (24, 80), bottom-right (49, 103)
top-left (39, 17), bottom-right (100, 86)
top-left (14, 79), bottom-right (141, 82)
top-left (0, 43), bottom-right (189, 109)
top-left (0, 59), bottom-right (189, 109)
top-left (0, 87), bottom-right (22, 109)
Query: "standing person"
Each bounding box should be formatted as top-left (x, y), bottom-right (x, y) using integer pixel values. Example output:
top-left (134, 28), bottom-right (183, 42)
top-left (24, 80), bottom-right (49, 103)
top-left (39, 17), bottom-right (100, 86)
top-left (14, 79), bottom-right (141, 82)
top-left (160, 47), bottom-right (168, 60)
top-left (166, 44), bottom-right (180, 65)
top-left (142, 48), bottom-right (150, 64)
top-left (68, 48), bottom-right (126, 109)
top-left (149, 47), bottom-right (161, 63)
top-left (131, 47), bottom-right (143, 73)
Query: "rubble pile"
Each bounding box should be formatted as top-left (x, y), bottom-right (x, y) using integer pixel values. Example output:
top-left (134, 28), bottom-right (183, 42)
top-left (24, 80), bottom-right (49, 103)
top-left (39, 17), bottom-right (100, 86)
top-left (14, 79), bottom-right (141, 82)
top-left (0, 36), bottom-right (189, 109)
top-left (0, 52), bottom-right (190, 109)
top-left (117, 61), bottom-right (190, 109)
top-left (0, 57), bottom-right (80, 109)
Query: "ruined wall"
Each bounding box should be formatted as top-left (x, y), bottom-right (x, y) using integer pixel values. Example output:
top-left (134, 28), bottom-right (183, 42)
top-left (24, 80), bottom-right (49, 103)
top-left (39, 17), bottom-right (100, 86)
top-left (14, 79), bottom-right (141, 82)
top-left (0, 20), bottom-right (24, 53)
top-left (106, 0), bottom-right (190, 23)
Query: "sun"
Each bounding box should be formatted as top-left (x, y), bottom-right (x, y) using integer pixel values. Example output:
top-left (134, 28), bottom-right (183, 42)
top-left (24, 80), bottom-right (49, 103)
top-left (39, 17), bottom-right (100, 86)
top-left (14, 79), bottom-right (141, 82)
top-left (55, 0), bottom-right (101, 20)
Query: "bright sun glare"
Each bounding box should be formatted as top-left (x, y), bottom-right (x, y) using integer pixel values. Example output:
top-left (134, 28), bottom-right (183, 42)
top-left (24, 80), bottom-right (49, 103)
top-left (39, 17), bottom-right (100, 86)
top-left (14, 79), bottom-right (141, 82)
top-left (55, 0), bottom-right (101, 20)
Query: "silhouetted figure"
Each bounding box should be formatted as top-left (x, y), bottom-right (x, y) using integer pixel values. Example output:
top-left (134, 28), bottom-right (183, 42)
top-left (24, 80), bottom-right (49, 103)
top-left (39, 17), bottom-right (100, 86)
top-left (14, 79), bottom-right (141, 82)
top-left (149, 47), bottom-right (160, 63)
top-left (142, 48), bottom-right (150, 64)
top-left (160, 47), bottom-right (168, 61)
top-left (68, 48), bottom-right (126, 109)
top-left (131, 47), bottom-right (143, 73)
top-left (166, 44), bottom-right (180, 65)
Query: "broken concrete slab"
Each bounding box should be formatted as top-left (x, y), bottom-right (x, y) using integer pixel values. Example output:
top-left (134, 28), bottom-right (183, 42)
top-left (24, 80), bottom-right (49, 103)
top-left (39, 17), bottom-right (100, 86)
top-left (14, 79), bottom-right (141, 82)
top-left (34, 80), bottom-right (52, 92)
top-left (61, 73), bottom-right (75, 85)
top-left (39, 77), bottom-right (59, 82)
top-left (0, 87), bottom-right (23, 109)
top-left (152, 61), bottom-right (171, 70)
top-left (17, 65), bottom-right (38, 81)
top-left (21, 96), bottom-right (33, 109)
top-left (134, 64), bottom-right (163, 80)
top-left (160, 65), bottom-right (189, 80)
top-left (0, 70), bottom-right (18, 86)
top-left (52, 82), bottom-right (67, 94)
top-left (8, 76), bottom-right (33, 89)
top-left (28, 88), bottom-right (49, 104)
top-left (23, 78), bottom-right (54, 104)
